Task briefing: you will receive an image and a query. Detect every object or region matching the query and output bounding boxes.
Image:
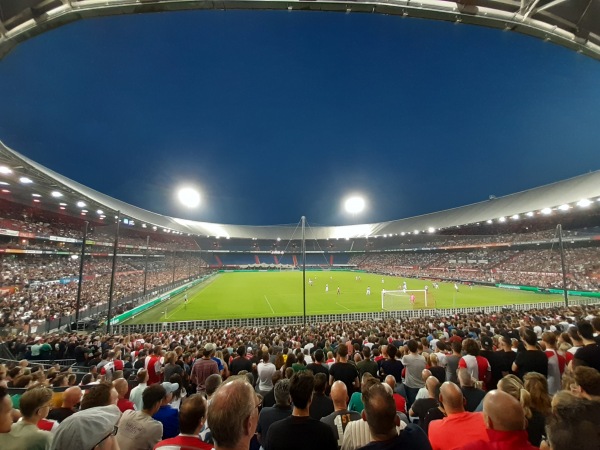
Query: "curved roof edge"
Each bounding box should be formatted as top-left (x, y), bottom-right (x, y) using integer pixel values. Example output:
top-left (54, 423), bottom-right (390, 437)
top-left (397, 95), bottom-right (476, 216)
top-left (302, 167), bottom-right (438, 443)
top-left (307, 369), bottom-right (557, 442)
top-left (2, 140), bottom-right (600, 240)
top-left (0, 0), bottom-right (599, 61)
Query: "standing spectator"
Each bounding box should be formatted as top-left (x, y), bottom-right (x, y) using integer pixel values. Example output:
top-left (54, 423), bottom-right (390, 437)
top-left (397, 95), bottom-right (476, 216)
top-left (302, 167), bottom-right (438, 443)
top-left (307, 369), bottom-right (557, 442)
top-left (310, 372), bottom-right (334, 420)
top-left (190, 345), bottom-right (219, 395)
top-left (428, 382), bottom-right (488, 450)
top-left (459, 339), bottom-right (491, 390)
top-left (153, 382), bottom-right (180, 439)
top-left (458, 368), bottom-right (486, 412)
top-left (257, 351), bottom-right (276, 397)
top-left (50, 404), bottom-right (121, 450)
top-left (47, 386), bottom-right (82, 423)
top-left (229, 346), bottom-right (253, 375)
top-left (114, 378), bottom-right (135, 412)
top-left (383, 375), bottom-right (407, 414)
top-left (116, 384), bottom-right (165, 450)
top-left (512, 329), bottom-right (548, 380)
top-left (542, 332), bottom-right (565, 395)
top-left (330, 345), bottom-right (360, 396)
top-left (307, 349), bottom-right (330, 378)
top-left (379, 344), bottom-right (403, 384)
top-left (402, 340), bottom-right (426, 409)
top-left (265, 372), bottom-right (337, 450)
top-left (410, 376), bottom-right (439, 427)
top-left (154, 394), bottom-right (212, 449)
top-left (357, 382), bottom-right (431, 450)
top-left (256, 379), bottom-right (292, 447)
top-left (163, 352), bottom-right (183, 383)
top-left (146, 346), bottom-right (163, 386)
top-left (570, 366), bottom-right (600, 400)
top-left (573, 321), bottom-right (600, 373)
top-left (207, 378), bottom-right (260, 450)
top-left (0, 386), bottom-right (53, 450)
top-left (459, 390), bottom-right (537, 450)
top-left (130, 369), bottom-right (149, 410)
top-left (445, 341), bottom-right (462, 385)
top-left (321, 381), bottom-right (361, 449)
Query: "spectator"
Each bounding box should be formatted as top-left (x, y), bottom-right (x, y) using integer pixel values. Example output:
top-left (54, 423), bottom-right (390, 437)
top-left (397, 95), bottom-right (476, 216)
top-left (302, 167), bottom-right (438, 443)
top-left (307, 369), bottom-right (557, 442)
top-left (356, 347), bottom-right (378, 380)
top-left (379, 344), bottom-right (403, 384)
top-left (81, 381), bottom-right (118, 410)
top-left (114, 378), bottom-right (135, 412)
top-left (0, 386), bottom-right (53, 450)
top-left (459, 339), bottom-right (491, 390)
top-left (570, 366), bottom-right (600, 400)
top-left (321, 381), bottom-right (361, 449)
top-left (401, 340), bottom-right (426, 409)
top-left (349, 373), bottom-right (376, 414)
top-left (512, 329), bottom-right (548, 379)
top-left (459, 390), bottom-right (537, 450)
top-left (458, 368), bottom-right (486, 413)
top-left (153, 382), bottom-right (180, 439)
top-left (415, 370), bottom-right (433, 401)
top-left (146, 346), bottom-right (163, 386)
top-left (544, 391), bottom-right (600, 450)
top-left (257, 351), bottom-right (277, 397)
top-left (428, 382), bottom-right (488, 450)
top-left (261, 371), bottom-right (282, 409)
top-left (117, 383), bottom-right (166, 450)
top-left (130, 369), bottom-right (149, 411)
top-left (190, 345), bottom-right (219, 394)
top-left (410, 376), bottom-right (440, 427)
top-left (47, 386), bottom-right (82, 423)
top-left (330, 345), bottom-right (360, 396)
top-left (207, 378), bottom-right (259, 450)
top-left (357, 382), bottom-right (431, 450)
top-left (265, 371), bottom-right (337, 450)
top-left (154, 394), bottom-right (212, 450)
top-left (229, 346), bottom-right (253, 375)
top-left (50, 404), bottom-right (120, 450)
top-left (446, 341), bottom-right (462, 385)
top-left (572, 321), bottom-right (600, 373)
top-left (384, 375), bottom-right (407, 414)
top-left (0, 386), bottom-right (13, 434)
top-left (307, 349), bottom-right (330, 378)
top-left (309, 372), bottom-right (333, 421)
top-left (542, 332), bottom-right (565, 395)
top-left (256, 378), bottom-right (292, 447)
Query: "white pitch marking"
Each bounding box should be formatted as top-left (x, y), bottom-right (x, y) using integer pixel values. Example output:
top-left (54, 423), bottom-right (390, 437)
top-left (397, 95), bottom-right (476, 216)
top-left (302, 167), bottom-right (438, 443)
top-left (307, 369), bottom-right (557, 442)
top-left (264, 295), bottom-right (275, 314)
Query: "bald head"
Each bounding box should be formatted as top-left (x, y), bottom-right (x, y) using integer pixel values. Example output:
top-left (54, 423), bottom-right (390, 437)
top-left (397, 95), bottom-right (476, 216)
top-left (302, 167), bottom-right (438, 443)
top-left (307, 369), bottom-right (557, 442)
top-left (113, 378), bottom-right (129, 398)
top-left (425, 375), bottom-right (440, 397)
top-left (439, 382), bottom-right (464, 414)
top-left (331, 381), bottom-right (349, 409)
top-left (421, 369), bottom-right (432, 382)
top-left (62, 386), bottom-right (82, 409)
top-left (384, 375), bottom-right (396, 390)
top-left (483, 390), bottom-right (526, 431)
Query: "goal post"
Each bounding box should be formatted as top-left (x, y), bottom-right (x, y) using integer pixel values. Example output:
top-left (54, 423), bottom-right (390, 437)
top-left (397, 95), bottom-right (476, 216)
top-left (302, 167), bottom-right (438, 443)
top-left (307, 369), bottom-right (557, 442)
top-left (381, 289), bottom-right (429, 310)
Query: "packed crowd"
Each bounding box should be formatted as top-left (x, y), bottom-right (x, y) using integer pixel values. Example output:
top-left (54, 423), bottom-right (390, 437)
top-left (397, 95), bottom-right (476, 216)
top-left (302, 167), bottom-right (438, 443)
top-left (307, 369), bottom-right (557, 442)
top-left (352, 247), bottom-right (600, 290)
top-left (0, 303), bottom-right (599, 449)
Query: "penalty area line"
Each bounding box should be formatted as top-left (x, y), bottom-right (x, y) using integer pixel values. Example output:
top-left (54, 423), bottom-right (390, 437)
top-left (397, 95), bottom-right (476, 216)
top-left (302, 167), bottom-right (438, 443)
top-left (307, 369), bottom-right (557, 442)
top-left (264, 295), bottom-right (275, 314)
top-left (335, 302), bottom-right (351, 311)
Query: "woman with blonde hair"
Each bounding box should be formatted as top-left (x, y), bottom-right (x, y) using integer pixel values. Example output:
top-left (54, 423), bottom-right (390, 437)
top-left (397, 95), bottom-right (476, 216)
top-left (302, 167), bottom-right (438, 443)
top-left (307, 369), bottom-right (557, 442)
top-left (498, 374), bottom-right (546, 447)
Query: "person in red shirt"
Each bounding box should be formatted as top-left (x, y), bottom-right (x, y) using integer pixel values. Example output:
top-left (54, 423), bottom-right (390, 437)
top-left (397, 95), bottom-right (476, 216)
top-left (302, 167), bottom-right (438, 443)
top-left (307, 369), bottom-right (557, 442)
top-left (459, 390), bottom-right (538, 450)
top-left (154, 394), bottom-right (212, 449)
top-left (114, 378), bottom-right (134, 412)
top-left (384, 375), bottom-right (407, 414)
top-left (146, 346), bottom-right (163, 385)
top-left (428, 382), bottom-right (488, 450)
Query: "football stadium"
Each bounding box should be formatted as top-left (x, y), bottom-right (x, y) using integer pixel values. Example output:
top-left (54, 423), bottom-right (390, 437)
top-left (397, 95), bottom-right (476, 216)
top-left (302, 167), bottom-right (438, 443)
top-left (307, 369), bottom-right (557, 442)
top-left (1, 2), bottom-right (600, 450)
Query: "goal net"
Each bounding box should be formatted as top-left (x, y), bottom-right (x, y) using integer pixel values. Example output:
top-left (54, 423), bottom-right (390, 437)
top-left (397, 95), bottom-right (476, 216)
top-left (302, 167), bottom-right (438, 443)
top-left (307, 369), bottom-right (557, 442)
top-left (381, 289), bottom-right (429, 310)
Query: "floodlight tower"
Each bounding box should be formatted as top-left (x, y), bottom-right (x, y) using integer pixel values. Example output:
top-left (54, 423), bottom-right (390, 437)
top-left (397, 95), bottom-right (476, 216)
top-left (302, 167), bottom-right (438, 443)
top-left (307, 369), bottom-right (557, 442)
top-left (302, 216), bottom-right (306, 326)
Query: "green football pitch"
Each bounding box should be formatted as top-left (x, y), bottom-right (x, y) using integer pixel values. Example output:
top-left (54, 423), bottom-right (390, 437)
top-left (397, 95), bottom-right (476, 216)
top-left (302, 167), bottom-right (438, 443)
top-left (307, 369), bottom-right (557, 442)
top-left (122, 271), bottom-right (564, 324)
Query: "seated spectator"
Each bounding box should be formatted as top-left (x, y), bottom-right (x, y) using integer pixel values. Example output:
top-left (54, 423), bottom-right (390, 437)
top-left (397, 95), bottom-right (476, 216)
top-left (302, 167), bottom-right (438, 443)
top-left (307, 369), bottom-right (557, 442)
top-left (207, 377), bottom-right (260, 450)
top-left (310, 372), bottom-right (334, 420)
top-left (428, 382), bottom-right (488, 450)
top-left (0, 386), bottom-right (53, 450)
top-left (321, 381), bottom-right (361, 449)
top-left (570, 366), bottom-right (600, 400)
top-left (129, 369), bottom-right (149, 411)
top-left (458, 368), bottom-right (486, 412)
top-left (153, 382), bottom-right (180, 439)
top-left (114, 378), bottom-right (135, 412)
top-left (460, 390), bottom-right (537, 450)
top-left (257, 378), bottom-right (292, 448)
top-left (47, 386), bottom-right (82, 423)
top-left (50, 404), bottom-right (120, 450)
top-left (116, 383), bottom-right (165, 450)
top-left (81, 381), bottom-right (118, 410)
top-left (357, 382), bottom-right (431, 450)
top-left (265, 371), bottom-right (337, 450)
top-left (154, 394), bottom-right (212, 449)
top-left (544, 391), bottom-right (600, 450)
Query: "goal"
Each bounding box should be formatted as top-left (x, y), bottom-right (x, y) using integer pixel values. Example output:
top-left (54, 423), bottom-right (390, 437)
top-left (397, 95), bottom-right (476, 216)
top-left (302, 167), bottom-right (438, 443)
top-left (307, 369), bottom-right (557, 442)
top-left (381, 289), bottom-right (429, 310)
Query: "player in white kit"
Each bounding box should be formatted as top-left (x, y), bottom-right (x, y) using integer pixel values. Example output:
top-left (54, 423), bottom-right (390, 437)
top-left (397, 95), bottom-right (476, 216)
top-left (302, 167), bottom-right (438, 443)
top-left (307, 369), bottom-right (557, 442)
top-left (366, 286), bottom-right (371, 295)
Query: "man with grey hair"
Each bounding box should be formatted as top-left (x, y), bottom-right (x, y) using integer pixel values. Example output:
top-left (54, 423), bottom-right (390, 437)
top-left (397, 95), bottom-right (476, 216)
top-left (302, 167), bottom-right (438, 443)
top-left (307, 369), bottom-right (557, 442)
top-left (207, 378), bottom-right (259, 450)
top-left (256, 379), bottom-right (292, 448)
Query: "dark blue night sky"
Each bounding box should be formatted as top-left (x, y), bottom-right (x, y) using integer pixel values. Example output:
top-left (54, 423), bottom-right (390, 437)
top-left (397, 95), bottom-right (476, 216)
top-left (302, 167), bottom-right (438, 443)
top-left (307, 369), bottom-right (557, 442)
top-left (0, 10), bottom-right (599, 226)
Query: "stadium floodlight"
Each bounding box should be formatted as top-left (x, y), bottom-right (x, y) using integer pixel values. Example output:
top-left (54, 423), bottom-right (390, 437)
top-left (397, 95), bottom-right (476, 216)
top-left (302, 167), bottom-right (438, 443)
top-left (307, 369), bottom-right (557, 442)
top-left (428, 227), bottom-right (435, 233)
top-left (558, 204), bottom-right (570, 211)
top-left (1, 189), bottom-right (9, 193)
top-left (97, 209), bottom-right (103, 215)
top-left (577, 199), bottom-right (592, 207)
top-left (277, 237), bottom-right (281, 241)
top-left (51, 191), bottom-right (62, 198)
top-left (0, 166), bottom-right (12, 174)
top-left (344, 195), bottom-right (365, 214)
top-left (77, 201), bottom-right (86, 208)
top-left (541, 207), bottom-right (552, 215)
top-left (401, 232), bottom-right (406, 236)
top-left (59, 202), bottom-right (67, 206)
top-left (177, 187), bottom-right (201, 208)
top-left (511, 214), bottom-right (519, 220)
top-left (413, 230), bottom-right (419, 235)
top-left (486, 219), bottom-right (493, 224)
top-left (70, 254), bottom-right (79, 260)
top-left (59, 206), bottom-right (65, 210)
top-left (19, 177), bottom-right (33, 184)
top-left (0, 182), bottom-right (8, 186)
top-left (526, 211), bottom-right (534, 217)
top-left (498, 217), bottom-right (506, 222)
top-left (31, 193), bottom-right (41, 197)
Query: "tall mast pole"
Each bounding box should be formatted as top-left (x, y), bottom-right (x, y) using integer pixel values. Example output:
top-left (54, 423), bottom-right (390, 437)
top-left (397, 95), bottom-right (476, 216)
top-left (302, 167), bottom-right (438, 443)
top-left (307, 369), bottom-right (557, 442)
top-left (75, 220), bottom-right (89, 326)
top-left (302, 216), bottom-right (306, 326)
top-left (107, 211), bottom-right (121, 334)
top-left (557, 224), bottom-right (569, 307)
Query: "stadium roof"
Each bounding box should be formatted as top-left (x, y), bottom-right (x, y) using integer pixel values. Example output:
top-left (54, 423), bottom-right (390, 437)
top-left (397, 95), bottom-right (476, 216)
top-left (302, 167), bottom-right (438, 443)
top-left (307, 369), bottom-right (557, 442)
top-left (1, 139), bottom-right (600, 240)
top-left (0, 0), bottom-right (599, 61)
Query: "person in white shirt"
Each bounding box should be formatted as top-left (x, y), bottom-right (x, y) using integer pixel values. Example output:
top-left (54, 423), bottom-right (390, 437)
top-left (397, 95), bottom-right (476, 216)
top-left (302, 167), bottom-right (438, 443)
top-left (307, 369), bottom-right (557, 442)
top-left (129, 369), bottom-right (149, 411)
